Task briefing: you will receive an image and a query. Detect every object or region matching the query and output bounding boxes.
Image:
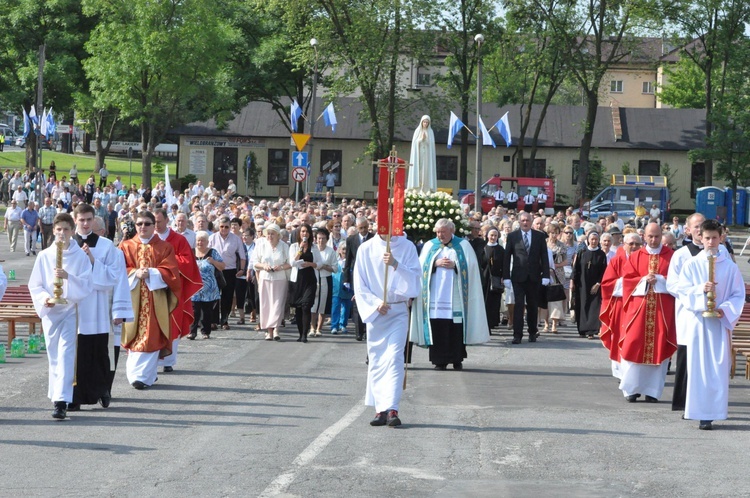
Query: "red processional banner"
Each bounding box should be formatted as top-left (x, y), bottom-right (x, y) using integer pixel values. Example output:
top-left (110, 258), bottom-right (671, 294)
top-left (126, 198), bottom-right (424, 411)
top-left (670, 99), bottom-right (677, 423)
top-left (376, 157), bottom-right (406, 237)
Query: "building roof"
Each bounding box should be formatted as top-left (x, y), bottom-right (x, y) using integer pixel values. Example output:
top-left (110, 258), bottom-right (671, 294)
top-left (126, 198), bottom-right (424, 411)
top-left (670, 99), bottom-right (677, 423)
top-left (171, 98), bottom-right (706, 152)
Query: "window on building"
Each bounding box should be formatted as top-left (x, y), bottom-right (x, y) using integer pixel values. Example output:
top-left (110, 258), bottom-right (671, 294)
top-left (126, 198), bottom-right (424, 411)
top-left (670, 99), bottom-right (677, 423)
top-left (319, 150), bottom-right (342, 189)
top-left (267, 149), bottom-right (289, 186)
top-left (691, 162), bottom-right (705, 199)
top-left (572, 159), bottom-right (603, 185)
top-left (642, 81), bottom-right (654, 94)
top-left (638, 160), bottom-right (660, 176)
top-left (436, 155), bottom-right (458, 180)
top-left (610, 80), bottom-right (623, 93)
top-left (522, 159), bottom-right (547, 178)
top-left (417, 71), bottom-right (431, 87)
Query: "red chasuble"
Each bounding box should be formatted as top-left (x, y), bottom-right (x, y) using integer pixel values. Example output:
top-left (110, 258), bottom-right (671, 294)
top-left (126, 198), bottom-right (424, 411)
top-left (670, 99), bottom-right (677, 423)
top-left (165, 229), bottom-right (203, 339)
top-left (121, 237), bottom-right (181, 357)
top-left (619, 246), bottom-right (677, 365)
top-left (599, 247), bottom-right (627, 361)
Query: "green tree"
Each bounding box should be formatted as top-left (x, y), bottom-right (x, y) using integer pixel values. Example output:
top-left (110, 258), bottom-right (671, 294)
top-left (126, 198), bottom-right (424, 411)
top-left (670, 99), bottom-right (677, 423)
top-left (657, 56), bottom-right (706, 109)
top-left (82, 0), bottom-right (237, 186)
top-left (0, 0), bottom-right (92, 168)
top-left (73, 91), bottom-right (120, 172)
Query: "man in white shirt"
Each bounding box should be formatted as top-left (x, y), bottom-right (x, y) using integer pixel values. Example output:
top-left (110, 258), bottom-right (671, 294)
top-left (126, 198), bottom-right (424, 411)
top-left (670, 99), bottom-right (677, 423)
top-left (4, 199), bottom-right (22, 251)
top-left (506, 187), bottom-right (519, 211)
top-left (173, 212), bottom-right (196, 248)
top-left (522, 189), bottom-right (535, 213)
top-left (536, 189), bottom-right (548, 212)
top-left (494, 186), bottom-right (506, 208)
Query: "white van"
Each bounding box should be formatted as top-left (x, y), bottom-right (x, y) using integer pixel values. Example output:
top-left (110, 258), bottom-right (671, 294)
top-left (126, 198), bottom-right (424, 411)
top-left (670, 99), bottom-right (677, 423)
top-left (0, 124), bottom-right (18, 145)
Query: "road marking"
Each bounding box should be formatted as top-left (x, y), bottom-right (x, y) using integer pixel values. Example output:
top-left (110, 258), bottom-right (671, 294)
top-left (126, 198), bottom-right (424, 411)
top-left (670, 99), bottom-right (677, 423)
top-left (259, 399), bottom-right (367, 497)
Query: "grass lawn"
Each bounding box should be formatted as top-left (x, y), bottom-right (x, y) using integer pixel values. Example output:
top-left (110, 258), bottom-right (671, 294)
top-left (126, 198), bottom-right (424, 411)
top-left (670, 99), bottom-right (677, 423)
top-left (0, 150), bottom-right (177, 187)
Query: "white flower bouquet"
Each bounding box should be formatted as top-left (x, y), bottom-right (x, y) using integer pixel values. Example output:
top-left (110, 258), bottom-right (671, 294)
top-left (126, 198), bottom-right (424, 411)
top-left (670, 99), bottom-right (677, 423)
top-left (403, 190), bottom-right (470, 242)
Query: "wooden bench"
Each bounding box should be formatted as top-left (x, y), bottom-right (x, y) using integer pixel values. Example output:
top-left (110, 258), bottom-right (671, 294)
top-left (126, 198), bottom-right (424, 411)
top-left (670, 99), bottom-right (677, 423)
top-left (0, 285), bottom-right (41, 347)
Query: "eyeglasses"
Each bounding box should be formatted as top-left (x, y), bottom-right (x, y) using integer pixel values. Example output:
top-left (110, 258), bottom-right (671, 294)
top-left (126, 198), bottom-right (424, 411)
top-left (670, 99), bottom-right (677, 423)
top-left (564, 231), bottom-right (573, 234)
top-left (136, 222), bottom-right (153, 227)
top-left (334, 224), bottom-right (341, 228)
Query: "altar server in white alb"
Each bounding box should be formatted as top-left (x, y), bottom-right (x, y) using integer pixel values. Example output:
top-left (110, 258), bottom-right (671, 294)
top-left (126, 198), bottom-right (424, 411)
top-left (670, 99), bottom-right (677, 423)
top-left (29, 213), bottom-right (93, 420)
top-left (353, 233), bottom-right (420, 427)
top-left (676, 219), bottom-right (745, 430)
top-left (69, 204), bottom-right (133, 411)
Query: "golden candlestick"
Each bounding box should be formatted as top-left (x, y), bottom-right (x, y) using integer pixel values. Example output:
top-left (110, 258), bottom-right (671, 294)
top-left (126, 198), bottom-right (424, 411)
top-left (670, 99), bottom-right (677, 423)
top-left (48, 238), bottom-right (68, 305)
top-left (702, 252), bottom-right (719, 318)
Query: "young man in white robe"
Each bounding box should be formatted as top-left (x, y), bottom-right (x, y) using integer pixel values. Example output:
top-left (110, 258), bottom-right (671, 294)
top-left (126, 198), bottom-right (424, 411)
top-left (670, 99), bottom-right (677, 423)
top-left (69, 205), bottom-right (133, 411)
top-left (676, 220), bottom-right (745, 430)
top-left (353, 234), bottom-right (420, 427)
top-left (29, 213), bottom-right (93, 419)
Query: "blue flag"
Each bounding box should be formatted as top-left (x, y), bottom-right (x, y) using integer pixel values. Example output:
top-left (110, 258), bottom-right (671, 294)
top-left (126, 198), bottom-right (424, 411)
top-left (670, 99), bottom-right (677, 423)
top-left (493, 112), bottom-right (512, 147)
top-left (478, 116), bottom-right (496, 148)
top-left (323, 103), bottom-right (337, 132)
top-left (46, 108), bottom-right (55, 137)
top-left (29, 106), bottom-right (39, 128)
top-left (22, 107), bottom-right (30, 138)
top-left (290, 99), bottom-right (302, 132)
top-left (447, 111), bottom-right (465, 149)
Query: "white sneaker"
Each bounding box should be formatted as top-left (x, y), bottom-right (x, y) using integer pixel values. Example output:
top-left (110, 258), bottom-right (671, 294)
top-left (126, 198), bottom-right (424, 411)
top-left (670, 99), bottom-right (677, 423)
top-left (331, 328), bottom-right (339, 335)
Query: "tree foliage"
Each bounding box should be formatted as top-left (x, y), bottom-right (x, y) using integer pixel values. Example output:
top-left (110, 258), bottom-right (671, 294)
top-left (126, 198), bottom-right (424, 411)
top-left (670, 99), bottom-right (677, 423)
top-left (657, 56), bottom-right (706, 109)
top-left (82, 0), bottom-right (237, 186)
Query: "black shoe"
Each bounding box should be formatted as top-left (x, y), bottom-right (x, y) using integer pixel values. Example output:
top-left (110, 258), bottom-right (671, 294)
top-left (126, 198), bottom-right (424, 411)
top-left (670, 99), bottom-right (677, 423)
top-left (67, 403), bottom-right (81, 412)
top-left (356, 334), bottom-right (364, 341)
top-left (370, 411), bottom-right (387, 426)
top-left (386, 410), bottom-right (401, 427)
top-left (32, 250), bottom-right (36, 255)
top-left (626, 394), bottom-right (641, 402)
top-left (453, 362), bottom-right (463, 371)
top-left (528, 337), bottom-right (537, 343)
top-left (511, 339), bottom-right (521, 344)
top-left (131, 381), bottom-right (148, 390)
top-left (645, 395), bottom-right (658, 403)
top-left (52, 401), bottom-right (67, 419)
top-left (699, 420), bottom-right (713, 430)
top-left (434, 364), bottom-right (447, 371)
top-left (302, 337), bottom-right (308, 343)
top-left (187, 332), bottom-right (197, 340)
top-left (296, 337), bottom-right (302, 342)
top-left (163, 366), bottom-right (173, 373)
top-left (99, 394), bottom-right (111, 408)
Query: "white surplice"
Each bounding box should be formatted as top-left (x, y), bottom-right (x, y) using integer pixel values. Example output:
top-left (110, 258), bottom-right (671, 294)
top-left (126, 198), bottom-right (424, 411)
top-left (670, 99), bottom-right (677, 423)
top-left (29, 241), bottom-right (93, 403)
top-left (353, 236), bottom-right (420, 413)
top-left (676, 248), bottom-right (745, 421)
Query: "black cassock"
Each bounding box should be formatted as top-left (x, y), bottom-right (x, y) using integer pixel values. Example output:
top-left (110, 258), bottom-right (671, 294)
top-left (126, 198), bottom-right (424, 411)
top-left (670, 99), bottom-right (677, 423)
top-left (571, 247), bottom-right (607, 336)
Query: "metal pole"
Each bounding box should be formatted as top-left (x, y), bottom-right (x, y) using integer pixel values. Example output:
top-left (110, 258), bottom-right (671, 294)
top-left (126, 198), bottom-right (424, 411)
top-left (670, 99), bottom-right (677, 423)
top-left (307, 38), bottom-right (318, 201)
top-left (473, 34), bottom-right (484, 214)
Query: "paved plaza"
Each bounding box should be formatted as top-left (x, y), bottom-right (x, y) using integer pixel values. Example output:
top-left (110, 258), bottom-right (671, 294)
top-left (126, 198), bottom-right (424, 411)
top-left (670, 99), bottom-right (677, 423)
top-left (0, 232), bottom-right (749, 497)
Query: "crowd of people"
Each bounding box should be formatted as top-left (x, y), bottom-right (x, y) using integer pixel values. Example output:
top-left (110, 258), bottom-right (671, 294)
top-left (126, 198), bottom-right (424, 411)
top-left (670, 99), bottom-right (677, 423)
top-left (10, 163), bottom-right (744, 431)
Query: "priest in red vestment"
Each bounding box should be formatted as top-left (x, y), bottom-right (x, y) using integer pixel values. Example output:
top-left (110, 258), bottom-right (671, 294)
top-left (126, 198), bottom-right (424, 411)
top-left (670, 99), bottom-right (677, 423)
top-left (599, 232), bottom-right (642, 380)
top-left (618, 222), bottom-right (677, 402)
top-left (154, 208), bottom-right (202, 373)
top-left (121, 211), bottom-right (181, 389)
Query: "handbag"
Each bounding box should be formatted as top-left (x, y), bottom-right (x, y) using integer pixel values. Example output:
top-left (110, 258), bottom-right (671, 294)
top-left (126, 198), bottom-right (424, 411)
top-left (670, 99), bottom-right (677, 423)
top-left (490, 275), bottom-right (504, 293)
top-left (206, 249), bottom-right (226, 289)
top-left (546, 271), bottom-right (565, 302)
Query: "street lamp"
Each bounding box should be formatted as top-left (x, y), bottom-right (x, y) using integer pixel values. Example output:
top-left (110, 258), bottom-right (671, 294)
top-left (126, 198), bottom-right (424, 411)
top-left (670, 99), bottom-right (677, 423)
top-left (473, 33), bottom-right (485, 213)
top-left (305, 37), bottom-right (319, 199)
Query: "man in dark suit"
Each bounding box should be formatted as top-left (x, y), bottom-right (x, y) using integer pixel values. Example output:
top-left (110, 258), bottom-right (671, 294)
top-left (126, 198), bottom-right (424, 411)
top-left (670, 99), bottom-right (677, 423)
top-left (503, 211), bottom-right (550, 344)
top-left (344, 217), bottom-right (374, 341)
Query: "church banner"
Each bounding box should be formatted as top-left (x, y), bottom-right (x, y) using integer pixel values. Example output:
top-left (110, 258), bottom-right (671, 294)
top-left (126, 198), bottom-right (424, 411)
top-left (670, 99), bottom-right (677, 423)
top-left (376, 157), bottom-right (406, 237)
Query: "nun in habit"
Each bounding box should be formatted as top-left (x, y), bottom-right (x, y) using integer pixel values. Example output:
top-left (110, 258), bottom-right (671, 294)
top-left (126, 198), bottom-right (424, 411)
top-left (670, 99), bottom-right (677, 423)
top-left (571, 231), bottom-right (607, 339)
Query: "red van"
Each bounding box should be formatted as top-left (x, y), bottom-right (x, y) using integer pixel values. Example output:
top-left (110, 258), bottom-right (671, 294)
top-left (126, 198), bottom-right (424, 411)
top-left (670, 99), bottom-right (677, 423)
top-left (460, 175), bottom-right (556, 214)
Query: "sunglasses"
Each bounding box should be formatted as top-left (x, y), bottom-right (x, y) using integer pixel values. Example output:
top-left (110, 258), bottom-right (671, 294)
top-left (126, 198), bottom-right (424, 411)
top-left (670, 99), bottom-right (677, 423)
top-left (136, 222), bottom-right (153, 227)
top-left (564, 231), bottom-right (573, 234)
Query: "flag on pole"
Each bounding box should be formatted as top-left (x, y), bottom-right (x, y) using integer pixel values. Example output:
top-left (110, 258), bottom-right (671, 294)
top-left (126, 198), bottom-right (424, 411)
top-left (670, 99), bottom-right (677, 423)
top-left (22, 108), bottom-right (30, 138)
top-left (164, 163), bottom-right (177, 207)
top-left (290, 99), bottom-right (302, 132)
top-left (494, 112), bottom-right (513, 147)
top-left (29, 106), bottom-right (39, 128)
top-left (322, 103), bottom-right (337, 132)
top-left (447, 111), bottom-right (465, 149)
top-left (478, 116), bottom-right (496, 148)
top-left (46, 108), bottom-right (55, 137)
top-left (40, 108), bottom-right (48, 137)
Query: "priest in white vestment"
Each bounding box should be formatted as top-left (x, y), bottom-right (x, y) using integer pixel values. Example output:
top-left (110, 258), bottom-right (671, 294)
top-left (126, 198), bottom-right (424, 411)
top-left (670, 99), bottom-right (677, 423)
top-left (353, 234), bottom-right (420, 427)
top-left (676, 220), bottom-right (745, 430)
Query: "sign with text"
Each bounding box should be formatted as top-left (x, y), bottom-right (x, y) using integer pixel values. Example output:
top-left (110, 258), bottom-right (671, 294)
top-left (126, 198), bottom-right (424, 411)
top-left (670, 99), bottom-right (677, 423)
top-left (189, 149), bottom-right (207, 175)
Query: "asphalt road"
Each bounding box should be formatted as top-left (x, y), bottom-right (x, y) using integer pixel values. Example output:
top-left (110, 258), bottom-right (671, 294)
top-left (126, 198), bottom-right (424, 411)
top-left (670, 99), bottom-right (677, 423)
top-left (0, 234), bottom-right (749, 497)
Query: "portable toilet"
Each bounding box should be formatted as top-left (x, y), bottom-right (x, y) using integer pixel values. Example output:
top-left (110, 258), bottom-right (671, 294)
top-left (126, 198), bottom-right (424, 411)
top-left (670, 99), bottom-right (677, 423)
top-left (724, 188), bottom-right (747, 225)
top-left (696, 186), bottom-right (725, 222)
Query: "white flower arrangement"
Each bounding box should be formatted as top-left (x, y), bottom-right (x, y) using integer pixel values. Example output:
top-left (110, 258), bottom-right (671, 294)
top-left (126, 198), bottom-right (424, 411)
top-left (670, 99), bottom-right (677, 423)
top-left (403, 189), bottom-right (470, 242)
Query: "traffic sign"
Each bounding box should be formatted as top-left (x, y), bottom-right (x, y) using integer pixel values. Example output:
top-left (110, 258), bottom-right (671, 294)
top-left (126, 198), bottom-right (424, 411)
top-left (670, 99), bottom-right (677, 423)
top-left (56, 125), bottom-right (73, 134)
top-left (292, 167), bottom-right (307, 183)
top-left (292, 151), bottom-right (308, 168)
top-left (291, 133), bottom-right (311, 152)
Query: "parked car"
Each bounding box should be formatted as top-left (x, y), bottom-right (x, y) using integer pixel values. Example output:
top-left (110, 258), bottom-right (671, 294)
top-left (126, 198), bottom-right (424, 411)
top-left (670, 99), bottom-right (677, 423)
top-left (579, 200), bottom-right (636, 221)
top-left (14, 136), bottom-right (51, 149)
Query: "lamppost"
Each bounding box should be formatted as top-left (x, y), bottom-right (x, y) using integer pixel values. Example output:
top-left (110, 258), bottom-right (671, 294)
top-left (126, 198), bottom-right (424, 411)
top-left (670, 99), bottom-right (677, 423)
top-left (306, 37), bottom-right (319, 199)
top-left (473, 33), bottom-right (485, 213)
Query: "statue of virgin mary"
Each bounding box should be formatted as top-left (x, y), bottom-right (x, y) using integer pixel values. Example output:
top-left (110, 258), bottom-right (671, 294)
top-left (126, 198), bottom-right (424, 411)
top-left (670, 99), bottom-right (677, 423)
top-left (407, 115), bottom-right (437, 192)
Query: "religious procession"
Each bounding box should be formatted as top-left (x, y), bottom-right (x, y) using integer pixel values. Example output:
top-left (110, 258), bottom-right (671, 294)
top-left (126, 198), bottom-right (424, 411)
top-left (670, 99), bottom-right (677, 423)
top-left (3, 114), bottom-right (743, 437)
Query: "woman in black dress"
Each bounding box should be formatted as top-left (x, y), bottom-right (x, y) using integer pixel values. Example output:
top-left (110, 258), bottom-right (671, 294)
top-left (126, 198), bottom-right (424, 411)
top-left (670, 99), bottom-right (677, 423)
top-left (571, 231), bottom-right (607, 339)
top-left (289, 224), bottom-right (317, 342)
top-left (483, 226), bottom-right (505, 331)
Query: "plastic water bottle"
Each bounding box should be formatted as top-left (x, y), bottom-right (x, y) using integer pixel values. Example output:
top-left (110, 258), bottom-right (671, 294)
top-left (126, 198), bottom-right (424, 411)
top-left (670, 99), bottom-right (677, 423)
top-left (10, 338), bottom-right (25, 358)
top-left (0, 344), bottom-right (5, 363)
top-left (8, 269), bottom-right (15, 281)
top-left (27, 334), bottom-right (40, 354)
